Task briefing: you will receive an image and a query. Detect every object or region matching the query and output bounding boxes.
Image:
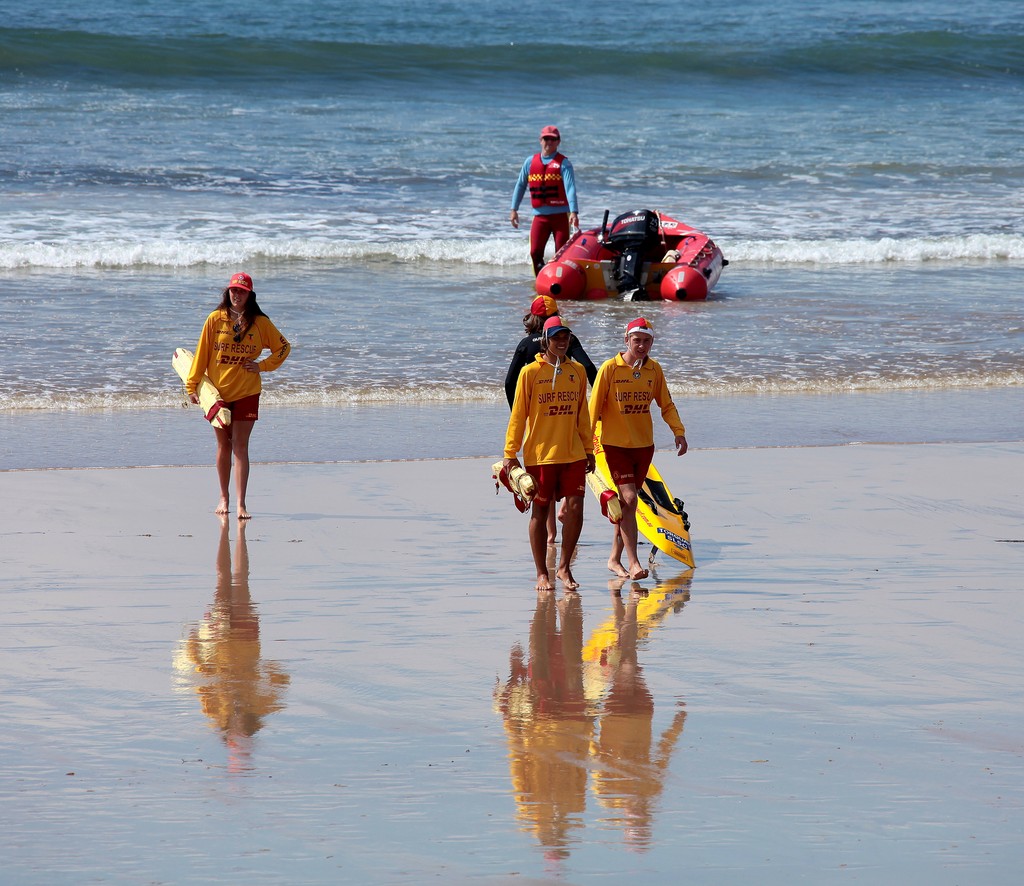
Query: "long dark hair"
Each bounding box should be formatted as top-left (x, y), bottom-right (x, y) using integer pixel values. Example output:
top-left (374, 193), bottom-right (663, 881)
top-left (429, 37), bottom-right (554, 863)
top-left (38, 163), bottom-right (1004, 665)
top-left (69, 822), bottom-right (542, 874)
top-left (217, 287), bottom-right (267, 330)
top-left (522, 312), bottom-right (545, 334)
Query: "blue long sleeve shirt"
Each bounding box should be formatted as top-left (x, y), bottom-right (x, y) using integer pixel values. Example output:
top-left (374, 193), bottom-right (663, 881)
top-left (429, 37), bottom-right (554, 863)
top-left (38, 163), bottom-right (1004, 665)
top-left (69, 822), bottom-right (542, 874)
top-left (510, 153), bottom-right (578, 215)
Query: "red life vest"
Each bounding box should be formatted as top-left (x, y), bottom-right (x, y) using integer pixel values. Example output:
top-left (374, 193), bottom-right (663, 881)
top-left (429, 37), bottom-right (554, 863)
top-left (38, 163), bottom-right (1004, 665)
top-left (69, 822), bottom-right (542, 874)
top-left (528, 153), bottom-right (569, 210)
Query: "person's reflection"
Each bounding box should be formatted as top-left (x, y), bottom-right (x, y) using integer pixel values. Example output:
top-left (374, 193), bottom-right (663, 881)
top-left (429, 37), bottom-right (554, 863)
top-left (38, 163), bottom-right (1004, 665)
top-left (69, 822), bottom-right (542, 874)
top-left (588, 571), bottom-right (692, 850)
top-left (494, 589), bottom-right (593, 862)
top-left (174, 518), bottom-right (289, 770)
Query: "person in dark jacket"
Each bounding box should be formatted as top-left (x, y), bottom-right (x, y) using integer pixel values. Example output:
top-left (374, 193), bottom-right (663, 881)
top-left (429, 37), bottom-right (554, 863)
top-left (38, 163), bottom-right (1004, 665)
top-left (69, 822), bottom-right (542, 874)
top-left (504, 295), bottom-right (596, 409)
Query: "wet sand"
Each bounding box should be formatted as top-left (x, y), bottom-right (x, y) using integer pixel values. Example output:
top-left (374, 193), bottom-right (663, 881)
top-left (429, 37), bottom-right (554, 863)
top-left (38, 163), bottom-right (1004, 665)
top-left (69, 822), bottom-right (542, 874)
top-left (2, 442), bottom-right (1022, 884)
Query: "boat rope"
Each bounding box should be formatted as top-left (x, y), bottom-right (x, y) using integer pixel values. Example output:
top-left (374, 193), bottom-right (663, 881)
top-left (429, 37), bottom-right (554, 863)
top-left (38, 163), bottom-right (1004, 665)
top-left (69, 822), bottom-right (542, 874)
top-left (654, 209), bottom-right (668, 251)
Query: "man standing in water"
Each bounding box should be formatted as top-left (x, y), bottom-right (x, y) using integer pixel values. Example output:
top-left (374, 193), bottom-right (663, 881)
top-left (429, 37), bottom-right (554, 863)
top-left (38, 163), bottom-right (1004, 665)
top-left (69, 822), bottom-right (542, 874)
top-left (509, 126), bottom-right (580, 275)
top-left (589, 318), bottom-right (688, 580)
top-left (504, 316), bottom-right (595, 590)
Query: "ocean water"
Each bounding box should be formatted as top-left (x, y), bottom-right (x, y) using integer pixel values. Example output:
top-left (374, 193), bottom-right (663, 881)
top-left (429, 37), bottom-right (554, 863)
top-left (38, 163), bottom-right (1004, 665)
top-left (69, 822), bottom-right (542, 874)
top-left (1, 0), bottom-right (1023, 468)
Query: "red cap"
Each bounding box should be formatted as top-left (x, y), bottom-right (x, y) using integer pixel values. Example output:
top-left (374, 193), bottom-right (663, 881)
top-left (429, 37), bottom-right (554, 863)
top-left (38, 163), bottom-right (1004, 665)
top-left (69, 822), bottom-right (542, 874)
top-left (625, 317), bottom-right (655, 337)
top-left (228, 272), bottom-right (253, 292)
top-left (543, 315), bottom-right (571, 337)
top-left (530, 295), bottom-right (558, 317)
top-left (539, 125), bottom-right (560, 140)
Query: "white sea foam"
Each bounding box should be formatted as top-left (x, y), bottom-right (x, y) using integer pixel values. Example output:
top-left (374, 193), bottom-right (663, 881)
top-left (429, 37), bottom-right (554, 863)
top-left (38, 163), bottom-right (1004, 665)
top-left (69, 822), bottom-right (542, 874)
top-left (729, 234), bottom-right (1024, 265)
top-left (2, 233), bottom-right (1021, 270)
top-left (4, 369), bottom-right (1022, 413)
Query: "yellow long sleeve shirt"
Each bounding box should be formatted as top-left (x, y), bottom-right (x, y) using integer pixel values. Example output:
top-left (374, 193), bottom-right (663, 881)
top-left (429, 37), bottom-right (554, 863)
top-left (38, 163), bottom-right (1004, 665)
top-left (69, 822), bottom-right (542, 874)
top-left (187, 310), bottom-right (291, 402)
top-left (504, 354), bottom-right (593, 466)
top-left (588, 353), bottom-right (685, 448)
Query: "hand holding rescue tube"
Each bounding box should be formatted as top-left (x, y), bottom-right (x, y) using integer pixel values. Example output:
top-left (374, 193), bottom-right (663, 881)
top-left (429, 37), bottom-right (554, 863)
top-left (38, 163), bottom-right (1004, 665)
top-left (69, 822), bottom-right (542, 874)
top-left (493, 462), bottom-right (538, 514)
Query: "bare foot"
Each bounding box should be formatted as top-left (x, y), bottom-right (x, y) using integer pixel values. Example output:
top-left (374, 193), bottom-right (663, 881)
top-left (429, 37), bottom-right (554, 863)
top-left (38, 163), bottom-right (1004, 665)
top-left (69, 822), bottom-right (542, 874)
top-left (607, 560), bottom-right (630, 578)
top-left (215, 497), bottom-right (229, 516)
top-left (536, 573), bottom-right (555, 591)
top-left (628, 566), bottom-right (649, 580)
top-left (556, 566), bottom-right (580, 590)
top-left (237, 505), bottom-right (252, 520)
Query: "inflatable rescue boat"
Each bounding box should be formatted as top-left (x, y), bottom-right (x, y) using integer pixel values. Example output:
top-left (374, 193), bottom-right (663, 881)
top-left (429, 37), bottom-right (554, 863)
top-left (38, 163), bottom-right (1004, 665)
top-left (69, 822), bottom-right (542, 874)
top-left (536, 209), bottom-right (726, 301)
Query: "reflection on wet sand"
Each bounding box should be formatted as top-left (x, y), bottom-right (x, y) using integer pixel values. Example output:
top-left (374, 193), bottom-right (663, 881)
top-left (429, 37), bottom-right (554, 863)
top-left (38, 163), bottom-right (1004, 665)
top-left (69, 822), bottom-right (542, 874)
top-left (173, 519), bottom-right (290, 770)
top-left (495, 569), bottom-right (693, 858)
top-left (587, 574), bottom-right (691, 850)
top-left (494, 589), bottom-right (590, 860)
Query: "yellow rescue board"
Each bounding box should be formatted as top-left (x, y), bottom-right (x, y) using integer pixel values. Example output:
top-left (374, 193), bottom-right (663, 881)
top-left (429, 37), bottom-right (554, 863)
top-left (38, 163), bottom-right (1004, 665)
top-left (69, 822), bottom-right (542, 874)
top-left (172, 347), bottom-right (231, 429)
top-left (582, 568), bottom-right (694, 703)
top-left (590, 426), bottom-right (694, 568)
top-left (583, 568), bottom-right (694, 663)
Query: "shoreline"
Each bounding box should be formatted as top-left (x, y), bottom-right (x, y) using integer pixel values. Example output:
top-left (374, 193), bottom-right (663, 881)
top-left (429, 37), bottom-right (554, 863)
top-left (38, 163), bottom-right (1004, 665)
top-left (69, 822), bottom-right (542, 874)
top-left (5, 433), bottom-right (1024, 474)
top-left (2, 385), bottom-right (1022, 471)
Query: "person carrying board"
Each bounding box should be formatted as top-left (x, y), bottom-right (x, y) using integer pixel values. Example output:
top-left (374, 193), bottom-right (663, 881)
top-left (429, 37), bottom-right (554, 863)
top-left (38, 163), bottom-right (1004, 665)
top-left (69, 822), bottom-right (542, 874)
top-left (588, 318), bottom-right (688, 580)
top-left (186, 272), bottom-right (291, 520)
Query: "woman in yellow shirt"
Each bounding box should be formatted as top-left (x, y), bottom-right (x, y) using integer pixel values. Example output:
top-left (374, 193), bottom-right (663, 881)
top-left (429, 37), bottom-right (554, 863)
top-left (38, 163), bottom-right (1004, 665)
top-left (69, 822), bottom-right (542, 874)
top-left (187, 273), bottom-right (291, 520)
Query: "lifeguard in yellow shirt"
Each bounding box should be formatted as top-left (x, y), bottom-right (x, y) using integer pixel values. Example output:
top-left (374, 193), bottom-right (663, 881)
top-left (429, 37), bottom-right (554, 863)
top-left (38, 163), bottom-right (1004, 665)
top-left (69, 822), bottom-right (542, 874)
top-left (589, 318), bottom-right (687, 580)
top-left (187, 272), bottom-right (291, 520)
top-left (504, 316), bottom-right (595, 591)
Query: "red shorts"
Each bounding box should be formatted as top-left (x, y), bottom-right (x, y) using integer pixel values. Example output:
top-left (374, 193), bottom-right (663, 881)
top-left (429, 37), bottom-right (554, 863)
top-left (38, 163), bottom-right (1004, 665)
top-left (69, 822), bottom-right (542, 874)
top-left (603, 444), bottom-right (654, 487)
top-left (527, 459), bottom-right (587, 506)
top-left (229, 393), bottom-right (260, 421)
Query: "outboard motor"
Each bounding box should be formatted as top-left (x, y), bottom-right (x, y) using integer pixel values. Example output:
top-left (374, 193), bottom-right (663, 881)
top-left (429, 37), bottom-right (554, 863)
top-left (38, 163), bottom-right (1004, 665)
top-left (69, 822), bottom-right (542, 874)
top-left (604, 209), bottom-right (660, 297)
